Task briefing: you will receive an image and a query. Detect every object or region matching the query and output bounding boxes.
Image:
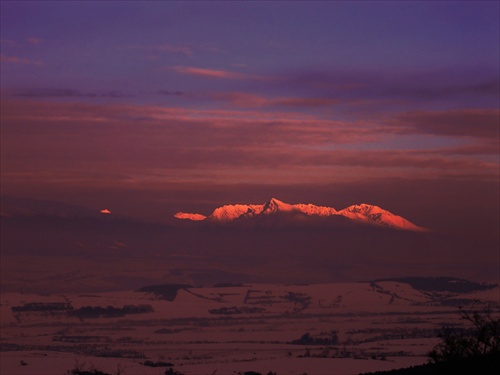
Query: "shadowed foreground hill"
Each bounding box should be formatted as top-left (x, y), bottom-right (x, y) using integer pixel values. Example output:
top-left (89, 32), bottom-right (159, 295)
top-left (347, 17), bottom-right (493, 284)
top-left (360, 353), bottom-right (500, 375)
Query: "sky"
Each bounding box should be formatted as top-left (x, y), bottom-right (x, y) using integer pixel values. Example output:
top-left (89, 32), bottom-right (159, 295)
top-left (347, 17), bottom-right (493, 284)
top-left (1, 1), bottom-right (499, 233)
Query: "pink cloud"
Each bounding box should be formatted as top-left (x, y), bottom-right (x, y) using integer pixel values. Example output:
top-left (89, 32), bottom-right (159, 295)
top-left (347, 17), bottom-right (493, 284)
top-left (169, 66), bottom-right (260, 80)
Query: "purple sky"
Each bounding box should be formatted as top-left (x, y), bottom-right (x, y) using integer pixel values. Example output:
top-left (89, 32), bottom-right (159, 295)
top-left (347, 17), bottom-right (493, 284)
top-left (1, 1), bottom-right (499, 234)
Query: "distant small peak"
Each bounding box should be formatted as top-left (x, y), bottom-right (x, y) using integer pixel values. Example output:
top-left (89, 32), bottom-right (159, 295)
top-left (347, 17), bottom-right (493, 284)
top-left (100, 209), bottom-right (111, 214)
top-left (174, 212), bottom-right (207, 221)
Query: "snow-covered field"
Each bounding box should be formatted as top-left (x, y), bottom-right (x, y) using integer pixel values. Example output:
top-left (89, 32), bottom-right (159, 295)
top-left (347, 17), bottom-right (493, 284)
top-left (1, 281), bottom-right (498, 375)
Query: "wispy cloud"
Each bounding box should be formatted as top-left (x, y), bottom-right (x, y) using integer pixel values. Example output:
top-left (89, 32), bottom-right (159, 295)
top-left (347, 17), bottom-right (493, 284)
top-left (26, 37), bottom-right (43, 45)
top-left (0, 54), bottom-right (43, 65)
top-left (155, 90), bottom-right (186, 97)
top-left (0, 39), bottom-right (17, 45)
top-left (126, 43), bottom-right (193, 56)
top-left (7, 88), bottom-right (134, 99)
top-left (207, 92), bottom-right (341, 108)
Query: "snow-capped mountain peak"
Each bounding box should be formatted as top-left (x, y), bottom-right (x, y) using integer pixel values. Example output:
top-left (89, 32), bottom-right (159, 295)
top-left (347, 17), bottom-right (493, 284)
top-left (262, 197), bottom-right (293, 214)
top-left (338, 204), bottom-right (425, 231)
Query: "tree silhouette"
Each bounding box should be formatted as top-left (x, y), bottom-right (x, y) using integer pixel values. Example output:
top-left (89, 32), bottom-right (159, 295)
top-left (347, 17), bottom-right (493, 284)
top-left (429, 309), bottom-right (500, 363)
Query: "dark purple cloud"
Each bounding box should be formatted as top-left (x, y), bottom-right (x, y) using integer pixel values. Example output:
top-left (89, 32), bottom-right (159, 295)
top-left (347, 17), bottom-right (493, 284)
top-left (383, 80), bottom-right (500, 100)
top-left (435, 142), bottom-right (499, 156)
top-left (393, 109), bottom-right (499, 139)
top-left (155, 90), bottom-right (186, 96)
top-left (264, 67), bottom-right (500, 110)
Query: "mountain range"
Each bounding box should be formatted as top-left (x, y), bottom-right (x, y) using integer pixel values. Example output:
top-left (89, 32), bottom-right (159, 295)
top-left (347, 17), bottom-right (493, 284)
top-left (3, 195), bottom-right (498, 291)
top-left (175, 197), bottom-right (427, 231)
top-left (1, 195), bottom-right (425, 232)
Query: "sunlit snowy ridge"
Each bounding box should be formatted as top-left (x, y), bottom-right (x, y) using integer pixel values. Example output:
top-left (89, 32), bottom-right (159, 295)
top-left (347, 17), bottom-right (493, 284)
top-left (175, 197), bottom-right (428, 231)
